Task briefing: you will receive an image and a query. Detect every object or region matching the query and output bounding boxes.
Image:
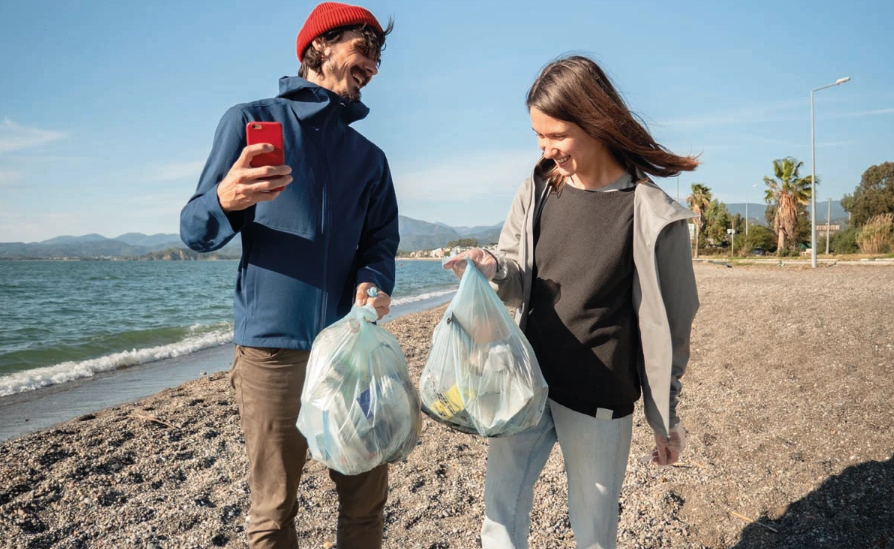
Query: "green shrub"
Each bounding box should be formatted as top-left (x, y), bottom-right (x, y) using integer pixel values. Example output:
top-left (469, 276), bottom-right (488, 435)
top-left (831, 226), bottom-right (859, 254)
top-left (745, 226), bottom-right (777, 254)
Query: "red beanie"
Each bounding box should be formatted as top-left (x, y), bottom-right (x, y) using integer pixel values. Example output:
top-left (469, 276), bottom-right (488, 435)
top-left (296, 2), bottom-right (383, 62)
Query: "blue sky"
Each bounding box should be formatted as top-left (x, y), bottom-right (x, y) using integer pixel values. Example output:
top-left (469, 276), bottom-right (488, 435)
top-left (1, 0), bottom-right (891, 242)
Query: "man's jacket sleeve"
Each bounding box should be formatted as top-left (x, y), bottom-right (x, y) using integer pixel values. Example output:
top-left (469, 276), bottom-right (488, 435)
top-left (354, 158), bottom-right (400, 295)
top-left (180, 106), bottom-right (249, 252)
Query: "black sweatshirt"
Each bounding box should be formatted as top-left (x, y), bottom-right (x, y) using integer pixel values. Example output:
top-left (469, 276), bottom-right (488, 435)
top-left (525, 173), bottom-right (640, 418)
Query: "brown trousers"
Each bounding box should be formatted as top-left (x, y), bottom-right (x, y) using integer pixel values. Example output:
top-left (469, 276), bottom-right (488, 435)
top-left (231, 345), bottom-right (388, 549)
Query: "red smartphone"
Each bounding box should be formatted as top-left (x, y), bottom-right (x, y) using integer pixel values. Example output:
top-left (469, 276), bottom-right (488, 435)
top-left (246, 122), bottom-right (284, 167)
top-left (245, 121), bottom-right (286, 192)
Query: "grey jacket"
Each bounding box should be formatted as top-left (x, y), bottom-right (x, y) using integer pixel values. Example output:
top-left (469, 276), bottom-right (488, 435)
top-left (490, 168), bottom-right (699, 438)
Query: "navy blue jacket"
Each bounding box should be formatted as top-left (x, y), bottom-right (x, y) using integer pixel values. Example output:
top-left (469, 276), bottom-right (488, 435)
top-left (180, 77), bottom-right (399, 349)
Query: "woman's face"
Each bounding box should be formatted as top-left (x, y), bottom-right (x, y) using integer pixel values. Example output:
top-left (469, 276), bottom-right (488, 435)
top-left (530, 107), bottom-right (601, 178)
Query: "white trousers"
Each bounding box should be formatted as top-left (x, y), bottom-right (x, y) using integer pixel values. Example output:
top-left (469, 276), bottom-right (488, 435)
top-left (481, 399), bottom-right (633, 549)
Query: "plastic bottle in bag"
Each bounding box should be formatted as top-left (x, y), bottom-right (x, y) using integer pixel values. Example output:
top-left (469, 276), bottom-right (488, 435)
top-left (298, 304), bottom-right (421, 475)
top-left (420, 261), bottom-right (548, 437)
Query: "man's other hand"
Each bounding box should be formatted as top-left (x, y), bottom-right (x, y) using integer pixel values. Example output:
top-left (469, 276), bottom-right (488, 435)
top-left (354, 282), bottom-right (391, 320)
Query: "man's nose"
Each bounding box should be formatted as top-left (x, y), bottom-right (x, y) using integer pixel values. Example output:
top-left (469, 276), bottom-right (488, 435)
top-left (364, 59), bottom-right (378, 77)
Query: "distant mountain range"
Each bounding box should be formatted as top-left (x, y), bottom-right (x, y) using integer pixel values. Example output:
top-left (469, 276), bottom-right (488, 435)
top-left (0, 232), bottom-right (242, 260)
top-left (724, 201), bottom-right (848, 226)
top-left (0, 202), bottom-right (849, 259)
top-left (0, 216), bottom-right (504, 259)
top-left (397, 217), bottom-right (503, 252)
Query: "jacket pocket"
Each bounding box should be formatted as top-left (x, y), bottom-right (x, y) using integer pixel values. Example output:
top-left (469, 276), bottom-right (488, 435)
top-left (252, 179), bottom-right (321, 239)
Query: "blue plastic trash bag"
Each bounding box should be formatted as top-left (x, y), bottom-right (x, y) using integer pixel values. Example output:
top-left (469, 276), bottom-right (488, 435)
top-left (297, 304), bottom-right (421, 475)
top-left (420, 261), bottom-right (548, 437)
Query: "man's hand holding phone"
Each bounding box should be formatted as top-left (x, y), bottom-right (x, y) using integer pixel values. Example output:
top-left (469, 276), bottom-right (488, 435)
top-left (217, 144), bottom-right (292, 212)
top-left (217, 122), bottom-right (291, 213)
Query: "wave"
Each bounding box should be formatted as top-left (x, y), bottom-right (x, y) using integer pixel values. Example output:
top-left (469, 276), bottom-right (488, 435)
top-left (0, 284), bottom-right (457, 397)
top-left (390, 287), bottom-right (457, 306)
top-left (0, 327), bottom-right (233, 397)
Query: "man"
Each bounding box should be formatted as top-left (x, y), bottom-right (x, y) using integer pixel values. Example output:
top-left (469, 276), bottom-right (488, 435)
top-left (180, 3), bottom-right (398, 548)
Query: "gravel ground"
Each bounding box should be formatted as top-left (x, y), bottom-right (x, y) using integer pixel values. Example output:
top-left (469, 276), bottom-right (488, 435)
top-left (1, 263), bottom-right (892, 549)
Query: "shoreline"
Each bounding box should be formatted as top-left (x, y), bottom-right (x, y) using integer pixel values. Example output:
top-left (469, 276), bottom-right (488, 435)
top-left (0, 290), bottom-right (455, 442)
top-left (0, 344), bottom-right (235, 442)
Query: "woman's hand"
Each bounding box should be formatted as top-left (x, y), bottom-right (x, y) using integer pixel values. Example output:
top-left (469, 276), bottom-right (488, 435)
top-left (442, 248), bottom-right (499, 280)
top-left (652, 423), bottom-right (686, 466)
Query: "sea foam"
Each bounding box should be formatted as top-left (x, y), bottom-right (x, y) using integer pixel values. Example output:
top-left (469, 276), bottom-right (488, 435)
top-left (0, 328), bottom-right (233, 397)
top-left (390, 287), bottom-right (457, 306)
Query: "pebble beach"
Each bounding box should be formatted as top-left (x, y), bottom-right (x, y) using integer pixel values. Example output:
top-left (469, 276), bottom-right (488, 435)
top-left (1, 263), bottom-right (893, 549)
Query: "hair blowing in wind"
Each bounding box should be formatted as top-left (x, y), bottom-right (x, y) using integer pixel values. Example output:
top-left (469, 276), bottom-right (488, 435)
top-left (527, 55), bottom-right (699, 181)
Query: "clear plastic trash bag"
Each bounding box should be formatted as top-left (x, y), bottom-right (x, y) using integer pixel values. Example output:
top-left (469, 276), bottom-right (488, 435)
top-left (420, 261), bottom-right (548, 437)
top-left (297, 304), bottom-right (421, 475)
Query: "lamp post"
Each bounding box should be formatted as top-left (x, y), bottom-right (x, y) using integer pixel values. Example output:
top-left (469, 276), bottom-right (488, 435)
top-left (811, 76), bottom-right (851, 268)
top-left (826, 197), bottom-right (832, 255)
top-left (745, 183), bottom-right (758, 238)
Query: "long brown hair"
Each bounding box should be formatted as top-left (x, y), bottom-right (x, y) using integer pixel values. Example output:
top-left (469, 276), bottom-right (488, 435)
top-left (527, 55), bottom-right (698, 184)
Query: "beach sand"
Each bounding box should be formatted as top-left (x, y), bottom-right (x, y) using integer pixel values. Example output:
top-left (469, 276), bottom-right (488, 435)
top-left (1, 263), bottom-right (892, 548)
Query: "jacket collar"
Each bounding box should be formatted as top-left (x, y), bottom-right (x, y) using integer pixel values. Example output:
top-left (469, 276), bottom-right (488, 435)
top-left (277, 76), bottom-right (370, 125)
top-left (632, 167), bottom-right (697, 224)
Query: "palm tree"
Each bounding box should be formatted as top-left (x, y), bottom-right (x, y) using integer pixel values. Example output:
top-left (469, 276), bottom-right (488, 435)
top-left (686, 183), bottom-right (712, 258)
top-left (763, 157), bottom-right (815, 255)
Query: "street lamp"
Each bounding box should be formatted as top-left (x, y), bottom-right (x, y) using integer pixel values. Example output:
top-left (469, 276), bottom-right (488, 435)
top-left (811, 76), bottom-right (851, 268)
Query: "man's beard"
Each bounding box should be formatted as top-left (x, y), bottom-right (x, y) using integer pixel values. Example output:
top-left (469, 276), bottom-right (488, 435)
top-left (339, 88), bottom-right (361, 103)
top-left (340, 67), bottom-right (365, 103)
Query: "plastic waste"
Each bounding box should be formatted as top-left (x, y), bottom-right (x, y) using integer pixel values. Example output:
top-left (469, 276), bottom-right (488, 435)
top-left (420, 261), bottom-right (548, 437)
top-left (297, 302), bottom-right (421, 475)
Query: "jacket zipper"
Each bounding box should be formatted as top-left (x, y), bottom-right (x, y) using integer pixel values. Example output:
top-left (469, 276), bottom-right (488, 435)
top-left (316, 102), bottom-right (342, 332)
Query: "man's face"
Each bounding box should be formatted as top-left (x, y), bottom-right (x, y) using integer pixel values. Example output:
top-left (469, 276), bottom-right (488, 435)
top-left (314, 30), bottom-right (379, 102)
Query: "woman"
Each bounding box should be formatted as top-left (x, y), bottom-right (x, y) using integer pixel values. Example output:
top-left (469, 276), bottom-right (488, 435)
top-left (443, 55), bottom-right (700, 549)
